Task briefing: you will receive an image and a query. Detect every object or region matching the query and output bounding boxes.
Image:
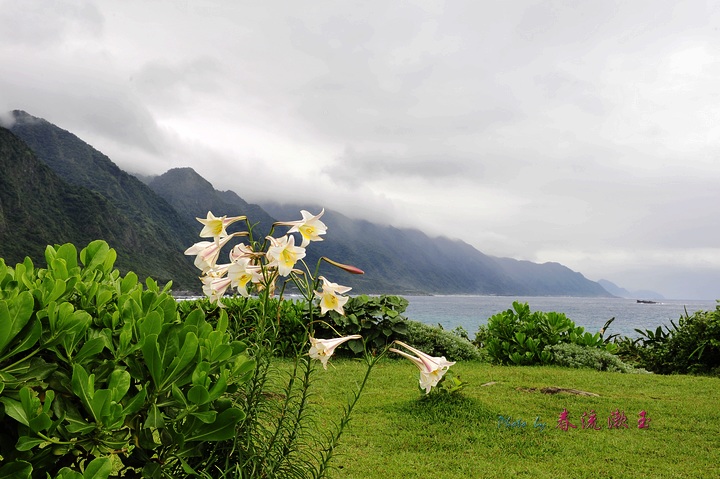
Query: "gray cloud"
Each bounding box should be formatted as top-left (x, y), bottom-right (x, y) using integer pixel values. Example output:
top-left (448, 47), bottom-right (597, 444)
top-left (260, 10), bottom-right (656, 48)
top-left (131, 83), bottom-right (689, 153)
top-left (2, 0), bottom-right (720, 298)
top-left (325, 146), bottom-right (478, 187)
top-left (0, 0), bottom-right (103, 47)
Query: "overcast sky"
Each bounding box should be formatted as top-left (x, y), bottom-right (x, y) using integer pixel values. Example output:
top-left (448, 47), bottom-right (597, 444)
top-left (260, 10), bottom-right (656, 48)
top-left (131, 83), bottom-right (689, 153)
top-left (2, 1), bottom-right (720, 299)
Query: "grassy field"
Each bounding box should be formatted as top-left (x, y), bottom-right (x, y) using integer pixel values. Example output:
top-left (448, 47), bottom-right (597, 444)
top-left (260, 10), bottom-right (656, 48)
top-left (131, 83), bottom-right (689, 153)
top-left (309, 359), bottom-right (720, 479)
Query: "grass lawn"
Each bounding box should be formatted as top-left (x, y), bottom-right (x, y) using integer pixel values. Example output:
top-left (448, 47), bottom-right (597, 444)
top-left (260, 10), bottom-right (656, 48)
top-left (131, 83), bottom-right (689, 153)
top-left (309, 359), bottom-right (720, 479)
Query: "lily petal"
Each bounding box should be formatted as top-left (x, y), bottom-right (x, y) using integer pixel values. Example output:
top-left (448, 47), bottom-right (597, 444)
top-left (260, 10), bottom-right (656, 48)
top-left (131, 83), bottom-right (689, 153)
top-left (196, 212), bottom-right (246, 240)
top-left (184, 234), bottom-right (237, 272)
top-left (393, 340), bottom-right (455, 370)
top-left (314, 276), bottom-right (351, 315)
top-left (391, 341), bottom-right (456, 394)
top-left (276, 209), bottom-right (327, 247)
top-left (309, 335), bottom-right (362, 369)
top-left (266, 235), bottom-right (306, 276)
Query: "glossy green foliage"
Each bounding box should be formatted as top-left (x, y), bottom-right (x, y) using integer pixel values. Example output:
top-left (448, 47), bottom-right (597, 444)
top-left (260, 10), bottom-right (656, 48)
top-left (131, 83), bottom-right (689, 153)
top-left (182, 294), bottom-right (410, 357)
top-left (481, 301), bottom-right (614, 366)
top-left (402, 321), bottom-right (483, 361)
top-left (547, 342), bottom-right (637, 373)
top-left (617, 303), bottom-right (720, 375)
top-left (0, 241), bottom-right (254, 478)
top-left (320, 294), bottom-right (410, 354)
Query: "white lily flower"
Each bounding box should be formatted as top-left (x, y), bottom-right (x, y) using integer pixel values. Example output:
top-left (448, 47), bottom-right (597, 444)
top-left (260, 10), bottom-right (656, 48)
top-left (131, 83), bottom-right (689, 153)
top-left (184, 234), bottom-right (236, 272)
top-left (229, 242), bottom-right (255, 262)
top-left (314, 276), bottom-right (351, 315)
top-left (390, 341), bottom-right (456, 394)
top-left (309, 335), bottom-right (362, 370)
top-left (227, 257), bottom-right (262, 297)
top-left (266, 235), bottom-right (306, 276)
top-left (277, 209), bottom-right (327, 247)
top-left (201, 275), bottom-right (232, 306)
top-left (196, 211), bottom-right (246, 240)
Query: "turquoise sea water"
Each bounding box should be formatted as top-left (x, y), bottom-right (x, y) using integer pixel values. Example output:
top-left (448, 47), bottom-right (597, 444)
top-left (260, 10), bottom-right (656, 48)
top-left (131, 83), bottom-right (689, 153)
top-left (403, 295), bottom-right (719, 339)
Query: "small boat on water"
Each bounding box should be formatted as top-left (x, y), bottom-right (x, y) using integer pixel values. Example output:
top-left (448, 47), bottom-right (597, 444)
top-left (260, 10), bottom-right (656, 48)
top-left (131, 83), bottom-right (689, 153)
top-left (636, 299), bottom-right (657, 304)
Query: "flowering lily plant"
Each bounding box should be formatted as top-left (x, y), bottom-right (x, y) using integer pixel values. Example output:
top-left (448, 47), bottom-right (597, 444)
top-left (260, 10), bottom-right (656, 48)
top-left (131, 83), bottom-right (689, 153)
top-left (185, 209), bottom-right (460, 391)
top-left (390, 340), bottom-right (457, 393)
top-left (184, 209), bottom-right (390, 475)
top-left (389, 340), bottom-right (465, 395)
top-left (183, 208), bottom-right (461, 477)
top-left (185, 210), bottom-right (360, 329)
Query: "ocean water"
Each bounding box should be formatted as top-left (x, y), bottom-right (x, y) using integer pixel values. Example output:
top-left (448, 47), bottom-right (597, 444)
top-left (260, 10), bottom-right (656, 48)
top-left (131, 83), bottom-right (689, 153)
top-left (403, 295), bottom-right (719, 339)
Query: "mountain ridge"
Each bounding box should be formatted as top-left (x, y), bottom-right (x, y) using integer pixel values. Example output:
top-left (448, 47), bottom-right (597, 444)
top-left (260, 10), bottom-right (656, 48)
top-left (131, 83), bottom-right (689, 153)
top-left (2, 110), bottom-right (614, 297)
top-left (0, 125), bottom-right (193, 287)
top-left (5, 111), bottom-right (200, 289)
top-left (597, 279), bottom-right (664, 300)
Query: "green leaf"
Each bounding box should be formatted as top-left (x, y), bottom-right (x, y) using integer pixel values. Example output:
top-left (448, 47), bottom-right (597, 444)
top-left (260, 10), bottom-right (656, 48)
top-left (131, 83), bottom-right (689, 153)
top-left (207, 332), bottom-right (232, 362)
top-left (179, 457), bottom-right (198, 475)
top-left (190, 410), bottom-right (217, 423)
top-left (95, 288), bottom-right (114, 312)
top-left (28, 412), bottom-right (52, 433)
top-left (192, 361), bottom-right (211, 387)
top-left (216, 310), bottom-right (228, 333)
top-left (19, 387), bottom-right (40, 419)
top-left (138, 311), bottom-right (163, 338)
top-left (171, 383), bottom-right (188, 407)
top-left (141, 334), bottom-right (162, 387)
top-left (120, 271), bottom-right (138, 294)
top-left (71, 364), bottom-right (97, 418)
top-left (15, 436), bottom-right (48, 451)
top-left (121, 297), bottom-right (143, 328)
top-left (58, 307), bottom-right (92, 354)
top-left (90, 389), bottom-right (112, 423)
top-left (83, 457), bottom-right (113, 479)
top-left (55, 468), bottom-right (83, 479)
top-left (0, 318), bottom-right (41, 363)
top-left (80, 240), bottom-right (110, 272)
top-left (73, 336), bottom-right (106, 363)
top-left (207, 374), bottom-right (228, 402)
top-left (185, 408), bottom-right (244, 442)
top-left (142, 462), bottom-right (161, 478)
top-left (160, 332), bottom-right (198, 389)
top-left (55, 243), bottom-right (79, 270)
top-left (0, 291), bottom-right (34, 354)
top-left (64, 415), bottom-right (96, 434)
top-left (0, 397), bottom-right (29, 426)
top-left (12, 357), bottom-right (57, 383)
top-left (120, 388), bottom-right (147, 416)
top-left (0, 460), bottom-right (32, 479)
top-left (42, 390), bottom-right (55, 413)
top-left (108, 369), bottom-right (131, 402)
top-left (187, 385), bottom-right (210, 405)
top-left (144, 403), bottom-right (165, 429)
top-left (234, 357), bottom-right (256, 382)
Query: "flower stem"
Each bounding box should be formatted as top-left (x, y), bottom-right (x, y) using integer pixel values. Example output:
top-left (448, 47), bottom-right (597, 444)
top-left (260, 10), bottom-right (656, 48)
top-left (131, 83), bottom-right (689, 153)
top-left (314, 348), bottom-right (386, 478)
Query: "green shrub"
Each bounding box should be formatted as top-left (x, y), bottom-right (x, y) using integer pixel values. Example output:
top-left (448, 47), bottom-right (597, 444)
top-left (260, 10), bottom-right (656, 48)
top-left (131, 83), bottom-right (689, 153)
top-left (180, 294), bottom-right (411, 358)
top-left (617, 304), bottom-right (720, 376)
top-left (548, 343), bottom-right (640, 373)
top-left (0, 241), bottom-right (254, 478)
top-left (179, 295), bottom-right (310, 357)
top-left (319, 294), bottom-right (410, 354)
top-left (403, 320), bottom-right (484, 362)
top-left (481, 301), bottom-right (616, 365)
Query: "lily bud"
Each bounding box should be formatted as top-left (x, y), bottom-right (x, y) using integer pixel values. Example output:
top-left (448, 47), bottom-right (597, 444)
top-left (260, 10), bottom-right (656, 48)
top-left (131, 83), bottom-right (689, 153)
top-left (321, 257), bottom-right (364, 275)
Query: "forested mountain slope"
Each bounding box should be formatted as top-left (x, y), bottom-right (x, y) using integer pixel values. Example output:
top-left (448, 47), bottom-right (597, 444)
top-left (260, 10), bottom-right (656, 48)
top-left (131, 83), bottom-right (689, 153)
top-left (3, 110), bottom-right (612, 297)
